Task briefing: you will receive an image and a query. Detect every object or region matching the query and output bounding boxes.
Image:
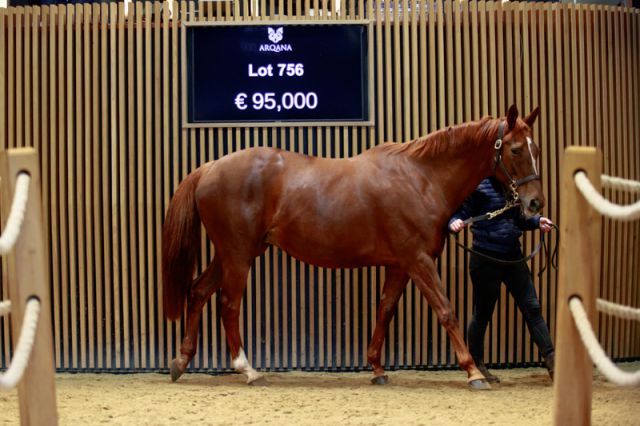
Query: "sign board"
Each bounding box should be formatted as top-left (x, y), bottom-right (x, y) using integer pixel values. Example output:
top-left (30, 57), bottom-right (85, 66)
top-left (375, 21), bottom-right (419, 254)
top-left (183, 21), bottom-right (373, 127)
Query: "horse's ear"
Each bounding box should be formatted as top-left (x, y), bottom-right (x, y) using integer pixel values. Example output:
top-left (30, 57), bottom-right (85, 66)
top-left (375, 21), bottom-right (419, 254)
top-left (524, 106), bottom-right (540, 127)
top-left (507, 104), bottom-right (519, 130)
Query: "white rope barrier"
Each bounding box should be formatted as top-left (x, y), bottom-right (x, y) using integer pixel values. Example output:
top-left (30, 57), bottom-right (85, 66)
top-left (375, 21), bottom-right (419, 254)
top-left (574, 172), bottom-right (640, 221)
top-left (569, 297), bottom-right (640, 387)
top-left (602, 174), bottom-right (640, 193)
top-left (597, 298), bottom-right (640, 321)
top-left (0, 173), bottom-right (31, 255)
top-left (0, 301), bottom-right (11, 316)
top-left (0, 298), bottom-right (41, 391)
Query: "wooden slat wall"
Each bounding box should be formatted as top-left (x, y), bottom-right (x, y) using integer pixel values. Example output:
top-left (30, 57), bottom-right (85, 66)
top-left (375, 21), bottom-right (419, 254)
top-left (0, 1), bottom-right (638, 373)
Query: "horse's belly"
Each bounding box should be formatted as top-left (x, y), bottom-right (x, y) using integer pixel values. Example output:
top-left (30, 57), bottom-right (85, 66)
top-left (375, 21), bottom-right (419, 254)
top-left (268, 227), bottom-right (396, 269)
top-left (278, 244), bottom-right (394, 269)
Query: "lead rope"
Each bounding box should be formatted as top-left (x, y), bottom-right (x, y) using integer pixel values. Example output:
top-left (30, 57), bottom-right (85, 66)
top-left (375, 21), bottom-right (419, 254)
top-left (449, 234), bottom-right (546, 266)
top-left (537, 223), bottom-right (559, 277)
top-left (450, 204), bottom-right (559, 272)
top-left (461, 197), bottom-right (519, 226)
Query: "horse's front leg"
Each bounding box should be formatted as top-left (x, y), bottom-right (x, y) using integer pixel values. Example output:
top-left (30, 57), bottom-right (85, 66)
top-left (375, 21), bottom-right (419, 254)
top-left (406, 252), bottom-right (491, 390)
top-left (367, 266), bottom-right (409, 385)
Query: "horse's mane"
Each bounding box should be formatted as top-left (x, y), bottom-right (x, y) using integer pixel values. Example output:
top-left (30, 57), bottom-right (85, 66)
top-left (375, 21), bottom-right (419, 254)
top-left (373, 117), bottom-right (501, 159)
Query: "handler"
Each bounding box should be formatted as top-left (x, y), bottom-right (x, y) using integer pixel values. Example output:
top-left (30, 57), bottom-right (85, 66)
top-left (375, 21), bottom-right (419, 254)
top-left (448, 177), bottom-right (555, 383)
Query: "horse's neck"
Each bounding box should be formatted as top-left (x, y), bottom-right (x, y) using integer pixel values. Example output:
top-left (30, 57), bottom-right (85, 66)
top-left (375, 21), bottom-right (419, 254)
top-left (442, 148), bottom-right (494, 210)
top-left (418, 121), bottom-right (498, 211)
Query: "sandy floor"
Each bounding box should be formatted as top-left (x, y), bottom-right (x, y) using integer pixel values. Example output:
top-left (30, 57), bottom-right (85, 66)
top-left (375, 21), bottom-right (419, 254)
top-left (0, 363), bottom-right (638, 425)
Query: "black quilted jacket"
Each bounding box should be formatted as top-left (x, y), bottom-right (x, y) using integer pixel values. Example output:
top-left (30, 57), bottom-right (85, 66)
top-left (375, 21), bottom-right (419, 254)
top-left (448, 177), bottom-right (540, 254)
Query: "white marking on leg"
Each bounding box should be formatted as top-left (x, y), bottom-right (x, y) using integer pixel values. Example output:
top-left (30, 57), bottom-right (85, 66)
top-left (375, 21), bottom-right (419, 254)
top-left (232, 348), bottom-right (263, 383)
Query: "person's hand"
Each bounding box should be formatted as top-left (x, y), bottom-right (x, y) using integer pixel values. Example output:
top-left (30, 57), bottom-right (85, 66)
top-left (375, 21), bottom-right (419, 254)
top-left (449, 219), bottom-right (466, 233)
top-left (539, 217), bottom-right (553, 233)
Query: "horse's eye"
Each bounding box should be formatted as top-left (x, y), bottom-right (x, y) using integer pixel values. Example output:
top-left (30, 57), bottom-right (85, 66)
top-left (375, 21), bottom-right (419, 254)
top-left (511, 147), bottom-right (522, 155)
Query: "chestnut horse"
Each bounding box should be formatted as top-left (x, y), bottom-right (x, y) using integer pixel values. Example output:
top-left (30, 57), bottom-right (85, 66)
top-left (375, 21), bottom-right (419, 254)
top-left (162, 105), bottom-right (543, 390)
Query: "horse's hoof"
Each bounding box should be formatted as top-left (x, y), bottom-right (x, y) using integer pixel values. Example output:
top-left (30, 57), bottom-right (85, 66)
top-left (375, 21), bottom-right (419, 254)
top-left (371, 375), bottom-right (389, 385)
top-left (468, 379), bottom-right (492, 391)
top-left (170, 358), bottom-right (186, 382)
top-left (248, 376), bottom-right (269, 386)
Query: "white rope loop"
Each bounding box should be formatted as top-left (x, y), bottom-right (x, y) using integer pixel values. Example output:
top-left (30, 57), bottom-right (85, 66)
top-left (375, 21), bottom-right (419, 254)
top-left (0, 301), bottom-right (11, 316)
top-left (0, 173), bottom-right (31, 255)
top-left (0, 298), bottom-right (41, 391)
top-left (602, 174), bottom-right (640, 193)
top-left (574, 172), bottom-right (640, 221)
top-left (569, 297), bottom-right (640, 386)
top-left (597, 298), bottom-right (640, 321)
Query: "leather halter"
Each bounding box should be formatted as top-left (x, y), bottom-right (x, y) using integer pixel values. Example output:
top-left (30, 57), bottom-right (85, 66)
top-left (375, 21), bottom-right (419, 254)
top-left (492, 121), bottom-right (541, 200)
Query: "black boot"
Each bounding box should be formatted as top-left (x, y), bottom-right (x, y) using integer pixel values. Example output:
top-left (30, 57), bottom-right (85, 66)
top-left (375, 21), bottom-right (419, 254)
top-left (544, 351), bottom-right (555, 380)
top-left (475, 360), bottom-right (500, 383)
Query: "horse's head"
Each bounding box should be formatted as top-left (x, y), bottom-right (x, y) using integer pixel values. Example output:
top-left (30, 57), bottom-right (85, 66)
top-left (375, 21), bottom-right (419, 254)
top-left (493, 105), bottom-right (545, 217)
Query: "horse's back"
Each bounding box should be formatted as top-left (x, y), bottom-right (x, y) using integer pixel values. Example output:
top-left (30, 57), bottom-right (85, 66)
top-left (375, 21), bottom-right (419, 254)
top-left (198, 146), bottom-right (363, 196)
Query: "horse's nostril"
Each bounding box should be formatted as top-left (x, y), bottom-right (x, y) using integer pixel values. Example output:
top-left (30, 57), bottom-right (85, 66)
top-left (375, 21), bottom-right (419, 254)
top-left (529, 199), bottom-right (541, 212)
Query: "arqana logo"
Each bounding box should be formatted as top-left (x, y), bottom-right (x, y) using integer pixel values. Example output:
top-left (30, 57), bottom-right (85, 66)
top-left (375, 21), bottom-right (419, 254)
top-left (260, 27), bottom-right (292, 52)
top-left (268, 27), bottom-right (283, 43)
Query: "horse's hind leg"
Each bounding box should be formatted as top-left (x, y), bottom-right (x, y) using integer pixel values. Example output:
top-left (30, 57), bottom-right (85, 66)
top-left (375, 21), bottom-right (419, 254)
top-left (219, 260), bottom-right (265, 385)
top-left (406, 253), bottom-right (490, 390)
top-left (170, 258), bottom-right (222, 382)
top-left (367, 267), bottom-right (409, 385)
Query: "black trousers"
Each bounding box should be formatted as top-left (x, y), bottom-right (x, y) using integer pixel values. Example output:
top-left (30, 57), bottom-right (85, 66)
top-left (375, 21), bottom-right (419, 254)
top-left (467, 248), bottom-right (554, 363)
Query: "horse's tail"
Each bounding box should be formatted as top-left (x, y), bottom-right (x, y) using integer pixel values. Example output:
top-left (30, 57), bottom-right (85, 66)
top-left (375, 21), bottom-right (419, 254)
top-left (162, 167), bottom-right (204, 321)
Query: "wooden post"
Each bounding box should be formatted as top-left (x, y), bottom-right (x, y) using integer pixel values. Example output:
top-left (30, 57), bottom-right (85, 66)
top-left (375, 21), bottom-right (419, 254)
top-left (553, 147), bottom-right (602, 426)
top-left (0, 148), bottom-right (58, 426)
